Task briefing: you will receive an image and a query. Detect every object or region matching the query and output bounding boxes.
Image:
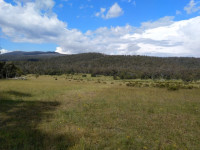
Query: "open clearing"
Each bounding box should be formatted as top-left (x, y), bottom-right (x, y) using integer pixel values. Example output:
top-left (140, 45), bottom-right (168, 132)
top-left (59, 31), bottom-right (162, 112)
top-left (0, 75), bottom-right (200, 150)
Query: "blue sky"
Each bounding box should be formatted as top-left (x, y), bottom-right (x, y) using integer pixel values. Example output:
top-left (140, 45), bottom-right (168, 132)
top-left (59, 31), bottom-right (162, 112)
top-left (0, 0), bottom-right (200, 56)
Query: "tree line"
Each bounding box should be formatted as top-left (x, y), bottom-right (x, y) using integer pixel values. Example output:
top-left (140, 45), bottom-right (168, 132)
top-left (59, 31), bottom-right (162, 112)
top-left (2, 53), bottom-right (199, 81)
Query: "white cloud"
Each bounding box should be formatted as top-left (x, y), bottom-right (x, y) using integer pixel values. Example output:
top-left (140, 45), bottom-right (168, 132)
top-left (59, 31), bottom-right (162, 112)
top-left (0, 0), bottom-right (66, 43)
top-left (0, 49), bottom-right (9, 54)
top-left (95, 3), bottom-right (123, 19)
top-left (105, 3), bottom-right (123, 19)
top-left (35, 0), bottom-right (55, 10)
top-left (14, 0), bottom-right (55, 11)
top-left (58, 16), bottom-right (200, 57)
top-left (95, 8), bottom-right (106, 17)
top-left (140, 16), bottom-right (174, 30)
top-left (125, 16), bottom-right (200, 56)
top-left (0, 0), bottom-right (200, 57)
top-left (184, 0), bottom-right (200, 14)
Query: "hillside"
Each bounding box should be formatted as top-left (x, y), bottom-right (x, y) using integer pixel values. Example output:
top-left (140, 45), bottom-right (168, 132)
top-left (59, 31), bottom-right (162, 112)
top-left (1, 52), bottom-right (199, 81)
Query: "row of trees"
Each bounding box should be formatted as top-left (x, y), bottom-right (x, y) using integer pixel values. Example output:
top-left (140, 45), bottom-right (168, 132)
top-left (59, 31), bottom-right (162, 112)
top-left (1, 53), bottom-right (200, 81)
top-left (0, 62), bottom-right (22, 79)
top-left (7, 53), bottom-right (199, 81)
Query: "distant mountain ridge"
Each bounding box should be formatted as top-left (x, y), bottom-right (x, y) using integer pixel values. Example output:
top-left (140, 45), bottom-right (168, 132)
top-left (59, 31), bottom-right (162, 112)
top-left (0, 51), bottom-right (64, 61)
top-left (1, 51), bottom-right (62, 56)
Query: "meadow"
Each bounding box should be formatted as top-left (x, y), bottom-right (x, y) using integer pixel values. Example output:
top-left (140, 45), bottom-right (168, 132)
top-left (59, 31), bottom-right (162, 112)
top-left (0, 74), bottom-right (200, 150)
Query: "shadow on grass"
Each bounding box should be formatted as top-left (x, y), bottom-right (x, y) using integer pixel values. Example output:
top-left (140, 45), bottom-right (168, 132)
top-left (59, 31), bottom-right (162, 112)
top-left (5, 90), bottom-right (32, 97)
top-left (0, 91), bottom-right (77, 150)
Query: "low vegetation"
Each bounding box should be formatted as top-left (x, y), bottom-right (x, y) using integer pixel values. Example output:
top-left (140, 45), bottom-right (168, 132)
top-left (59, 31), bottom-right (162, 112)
top-left (126, 80), bottom-right (198, 90)
top-left (0, 74), bottom-right (200, 150)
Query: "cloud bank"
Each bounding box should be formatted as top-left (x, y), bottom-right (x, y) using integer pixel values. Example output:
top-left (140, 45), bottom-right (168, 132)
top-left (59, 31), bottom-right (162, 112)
top-left (0, 0), bottom-right (200, 57)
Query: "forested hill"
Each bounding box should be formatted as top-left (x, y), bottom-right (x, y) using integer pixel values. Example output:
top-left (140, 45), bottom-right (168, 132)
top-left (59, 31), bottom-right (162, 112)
top-left (1, 52), bottom-right (199, 81)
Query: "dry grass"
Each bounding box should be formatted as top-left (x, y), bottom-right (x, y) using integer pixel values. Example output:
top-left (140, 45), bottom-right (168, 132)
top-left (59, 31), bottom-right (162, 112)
top-left (0, 75), bottom-right (200, 150)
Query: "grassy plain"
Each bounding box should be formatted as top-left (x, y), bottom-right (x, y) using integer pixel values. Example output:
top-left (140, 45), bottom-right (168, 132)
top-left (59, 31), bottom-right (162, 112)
top-left (0, 75), bottom-right (200, 150)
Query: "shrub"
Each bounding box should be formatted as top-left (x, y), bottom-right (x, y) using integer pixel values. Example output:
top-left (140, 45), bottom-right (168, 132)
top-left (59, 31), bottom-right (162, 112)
top-left (91, 73), bottom-right (97, 77)
top-left (35, 74), bottom-right (39, 79)
top-left (126, 82), bottom-right (135, 87)
top-left (113, 75), bottom-right (120, 80)
top-left (168, 84), bottom-right (179, 91)
top-left (184, 85), bottom-right (194, 89)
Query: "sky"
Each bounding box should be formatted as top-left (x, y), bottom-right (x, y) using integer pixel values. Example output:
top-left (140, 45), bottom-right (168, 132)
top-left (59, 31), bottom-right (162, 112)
top-left (0, 0), bottom-right (200, 57)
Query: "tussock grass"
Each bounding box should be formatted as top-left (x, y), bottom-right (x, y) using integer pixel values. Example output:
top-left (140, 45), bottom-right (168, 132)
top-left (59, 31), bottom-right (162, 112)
top-left (126, 80), bottom-right (199, 90)
top-left (0, 75), bottom-right (200, 149)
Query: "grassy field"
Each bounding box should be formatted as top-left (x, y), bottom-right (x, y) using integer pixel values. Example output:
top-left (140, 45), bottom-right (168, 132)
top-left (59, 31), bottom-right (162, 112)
top-left (0, 75), bottom-right (200, 150)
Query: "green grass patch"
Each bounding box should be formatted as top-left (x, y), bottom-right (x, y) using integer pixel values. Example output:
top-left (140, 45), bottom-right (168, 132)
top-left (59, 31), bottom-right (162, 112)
top-left (0, 75), bottom-right (200, 149)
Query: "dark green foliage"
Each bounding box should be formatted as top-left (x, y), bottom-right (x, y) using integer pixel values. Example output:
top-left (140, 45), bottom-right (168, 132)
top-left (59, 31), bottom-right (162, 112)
top-left (0, 62), bottom-right (5, 78)
top-left (82, 74), bottom-right (87, 77)
top-left (91, 72), bottom-right (97, 77)
top-left (0, 62), bottom-right (22, 79)
top-left (119, 72), bottom-right (137, 79)
top-left (1, 53), bottom-right (200, 81)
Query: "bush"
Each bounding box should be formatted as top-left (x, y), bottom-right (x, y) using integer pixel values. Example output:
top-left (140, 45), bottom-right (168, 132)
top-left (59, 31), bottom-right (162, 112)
top-left (113, 75), bottom-right (119, 80)
top-left (35, 74), bottom-right (39, 79)
top-left (168, 84), bottom-right (179, 91)
top-left (126, 82), bottom-right (135, 87)
top-left (184, 85), bottom-right (194, 89)
top-left (91, 73), bottom-right (97, 77)
top-left (158, 83), bottom-right (166, 88)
